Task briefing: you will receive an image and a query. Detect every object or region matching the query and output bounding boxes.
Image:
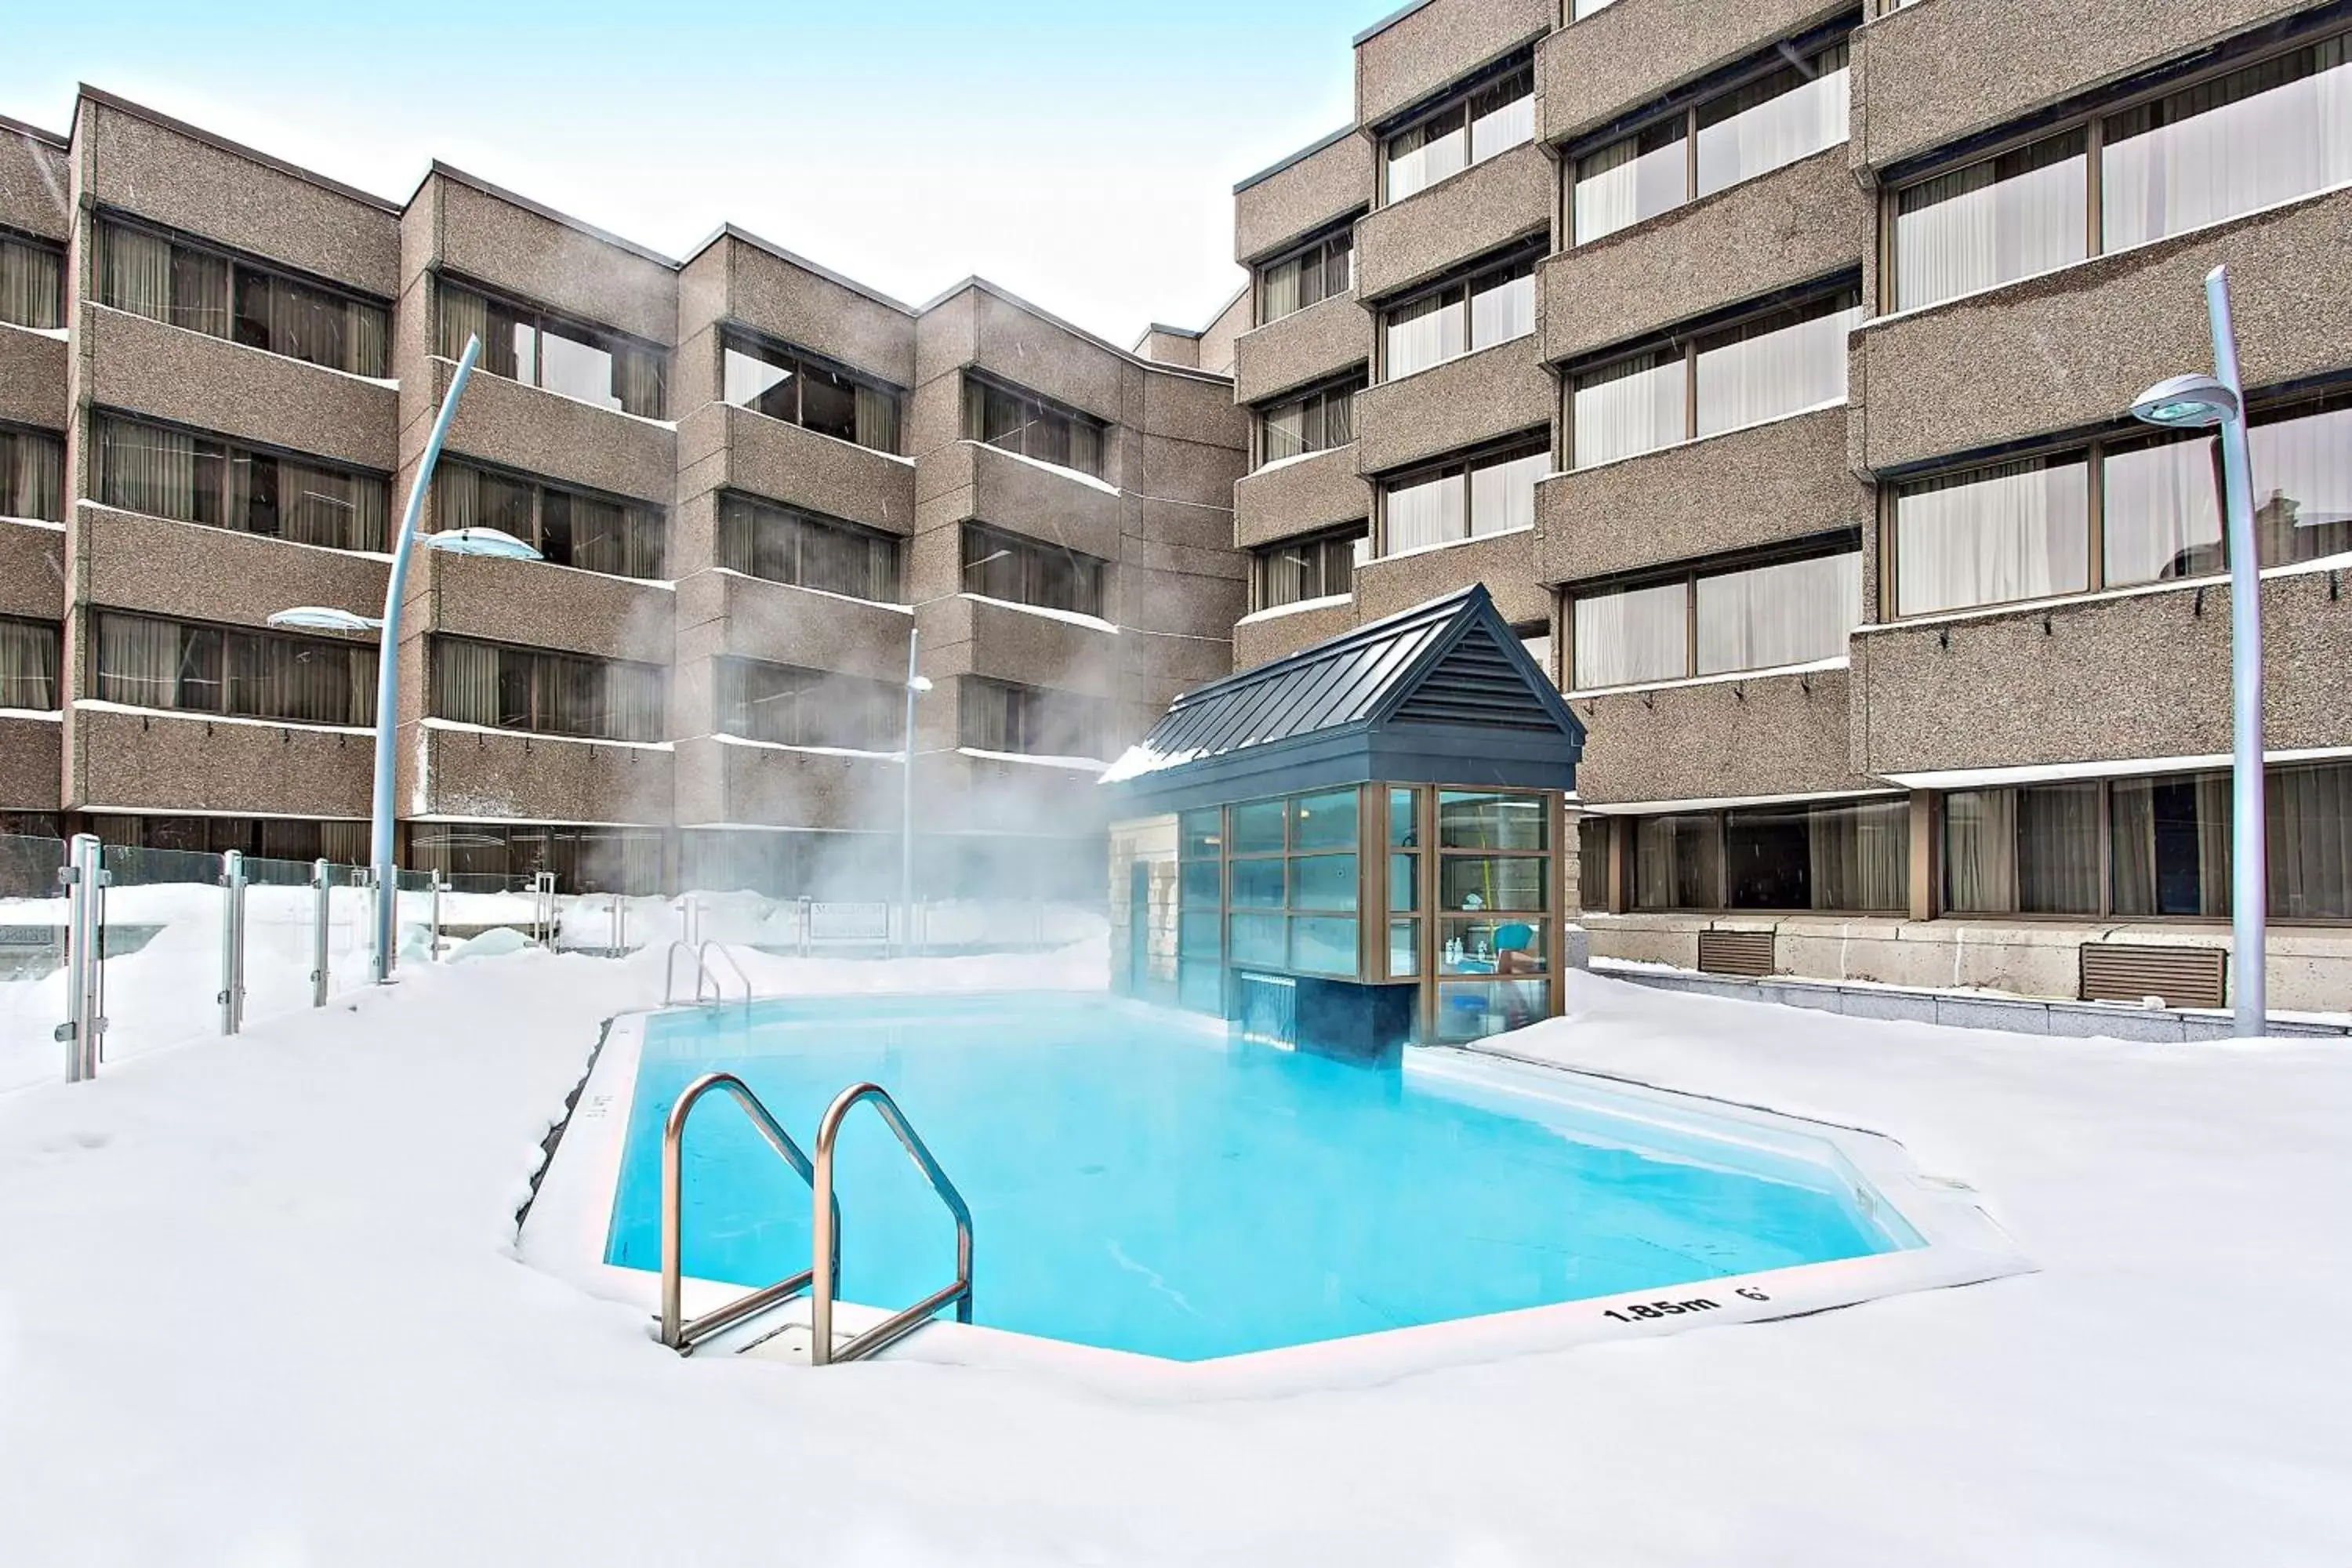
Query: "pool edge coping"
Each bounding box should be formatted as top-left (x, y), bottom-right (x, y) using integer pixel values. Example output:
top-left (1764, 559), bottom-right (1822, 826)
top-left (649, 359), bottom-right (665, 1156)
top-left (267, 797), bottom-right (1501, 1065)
top-left (517, 995), bottom-right (2037, 1400)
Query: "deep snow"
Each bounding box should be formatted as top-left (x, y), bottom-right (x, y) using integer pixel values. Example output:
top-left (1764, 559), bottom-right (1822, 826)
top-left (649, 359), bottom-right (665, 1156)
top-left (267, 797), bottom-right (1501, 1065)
top-left (0, 946), bottom-right (2347, 1565)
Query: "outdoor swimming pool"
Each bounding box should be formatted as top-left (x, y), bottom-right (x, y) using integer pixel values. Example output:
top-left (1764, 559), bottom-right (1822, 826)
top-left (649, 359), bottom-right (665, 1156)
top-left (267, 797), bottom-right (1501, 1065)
top-left (603, 992), bottom-right (1919, 1361)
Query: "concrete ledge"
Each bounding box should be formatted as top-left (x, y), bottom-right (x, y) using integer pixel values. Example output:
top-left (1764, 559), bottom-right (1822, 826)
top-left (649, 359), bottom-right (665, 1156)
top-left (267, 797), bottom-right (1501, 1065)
top-left (1592, 960), bottom-right (2351, 1041)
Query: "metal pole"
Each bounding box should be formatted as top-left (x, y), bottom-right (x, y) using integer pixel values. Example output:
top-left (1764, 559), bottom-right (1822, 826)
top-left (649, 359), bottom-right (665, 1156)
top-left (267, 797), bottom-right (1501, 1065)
top-left (900, 624), bottom-right (920, 959)
top-left (370, 333), bottom-right (483, 985)
top-left (218, 850), bottom-right (246, 1036)
top-left (2205, 265), bottom-right (2267, 1036)
top-left (430, 874), bottom-right (445, 962)
top-left (310, 857), bottom-right (332, 1007)
top-left (59, 833), bottom-right (104, 1082)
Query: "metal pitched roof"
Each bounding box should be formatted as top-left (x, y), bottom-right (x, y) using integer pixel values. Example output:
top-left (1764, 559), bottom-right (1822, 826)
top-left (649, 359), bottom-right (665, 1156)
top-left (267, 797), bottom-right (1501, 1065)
top-left (1102, 585), bottom-right (1584, 810)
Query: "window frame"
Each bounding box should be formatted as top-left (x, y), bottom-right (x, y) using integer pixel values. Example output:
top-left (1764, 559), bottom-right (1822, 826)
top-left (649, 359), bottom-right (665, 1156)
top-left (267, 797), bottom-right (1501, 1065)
top-left (1250, 524), bottom-right (1369, 612)
top-left (1566, 21), bottom-right (1856, 246)
top-left (1563, 278), bottom-right (1863, 469)
top-left (959, 368), bottom-right (1111, 480)
top-left (712, 655), bottom-right (903, 751)
top-left (715, 490), bottom-right (903, 604)
top-left (1879, 18), bottom-right (2352, 311)
top-left (92, 608), bottom-right (379, 728)
top-left (434, 458), bottom-right (667, 582)
top-left (1566, 535), bottom-right (1862, 692)
top-left (0, 227), bottom-right (67, 331)
top-left (435, 273), bottom-right (668, 419)
top-left (1254, 371), bottom-right (1365, 468)
top-left (1378, 49), bottom-right (1537, 207)
top-left (717, 326), bottom-right (904, 454)
top-left (428, 634), bottom-right (666, 745)
top-left (1374, 431), bottom-right (1551, 559)
top-left (92, 212), bottom-right (391, 376)
top-left (1878, 387), bottom-right (2352, 622)
top-left (1375, 238), bottom-right (1544, 383)
top-left (1254, 223), bottom-right (1358, 327)
top-left (90, 408), bottom-right (393, 553)
top-left (0, 419), bottom-right (66, 522)
top-left (0, 612), bottom-right (62, 711)
top-left (960, 521), bottom-right (1109, 619)
top-left (955, 675), bottom-right (1113, 761)
top-left (1616, 794), bottom-right (1912, 915)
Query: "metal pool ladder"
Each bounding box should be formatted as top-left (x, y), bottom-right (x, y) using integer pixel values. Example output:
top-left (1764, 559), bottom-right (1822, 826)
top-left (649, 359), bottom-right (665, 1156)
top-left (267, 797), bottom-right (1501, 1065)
top-left (657, 1076), bottom-right (973, 1366)
top-left (662, 940), bottom-right (750, 1016)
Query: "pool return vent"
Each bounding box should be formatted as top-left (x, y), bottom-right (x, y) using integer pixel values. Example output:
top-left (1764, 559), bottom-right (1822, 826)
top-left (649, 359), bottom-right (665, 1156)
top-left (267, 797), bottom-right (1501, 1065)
top-left (658, 1074), bottom-right (974, 1365)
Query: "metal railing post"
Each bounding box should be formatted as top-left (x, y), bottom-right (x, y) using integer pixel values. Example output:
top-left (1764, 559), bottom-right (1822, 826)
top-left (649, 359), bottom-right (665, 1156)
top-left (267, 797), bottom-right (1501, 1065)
top-left (430, 874), bottom-right (445, 961)
top-left (218, 850), bottom-right (247, 1035)
top-left (609, 893), bottom-right (626, 955)
top-left (797, 895), bottom-right (812, 958)
top-left (57, 833), bottom-right (107, 1082)
top-left (310, 858), bottom-right (332, 1007)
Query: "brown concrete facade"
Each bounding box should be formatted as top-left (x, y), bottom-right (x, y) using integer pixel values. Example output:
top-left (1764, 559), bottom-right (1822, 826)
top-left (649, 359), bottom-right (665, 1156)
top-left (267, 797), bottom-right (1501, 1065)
top-left (0, 86), bottom-right (1243, 897)
top-left (1225, 2), bottom-right (2352, 1007)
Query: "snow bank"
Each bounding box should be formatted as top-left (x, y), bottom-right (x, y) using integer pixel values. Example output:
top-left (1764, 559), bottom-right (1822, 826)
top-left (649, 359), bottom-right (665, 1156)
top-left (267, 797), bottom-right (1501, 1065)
top-left (0, 959), bottom-right (2345, 1563)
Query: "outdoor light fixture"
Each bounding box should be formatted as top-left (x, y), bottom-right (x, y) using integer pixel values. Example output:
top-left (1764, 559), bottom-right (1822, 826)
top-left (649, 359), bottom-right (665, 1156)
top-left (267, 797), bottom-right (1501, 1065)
top-left (420, 527), bottom-right (542, 561)
top-left (267, 607), bottom-right (383, 633)
top-left (2131, 373), bottom-right (2241, 430)
top-left (2130, 266), bottom-right (2266, 1036)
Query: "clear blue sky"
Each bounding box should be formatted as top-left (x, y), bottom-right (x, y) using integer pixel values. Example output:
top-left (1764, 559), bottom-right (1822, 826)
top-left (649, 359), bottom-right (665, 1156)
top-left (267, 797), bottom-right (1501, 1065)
top-left (1, 0), bottom-right (1376, 346)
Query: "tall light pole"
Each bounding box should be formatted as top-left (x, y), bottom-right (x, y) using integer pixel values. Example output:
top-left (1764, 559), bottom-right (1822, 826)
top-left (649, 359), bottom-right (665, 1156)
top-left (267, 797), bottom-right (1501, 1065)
top-left (2131, 263), bottom-right (2265, 1036)
top-left (268, 333), bottom-right (539, 982)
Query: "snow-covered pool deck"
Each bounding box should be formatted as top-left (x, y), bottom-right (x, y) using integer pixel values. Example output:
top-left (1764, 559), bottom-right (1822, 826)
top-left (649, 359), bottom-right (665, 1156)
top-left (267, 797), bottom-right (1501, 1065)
top-left (2, 942), bottom-right (2345, 1564)
top-left (523, 998), bottom-right (2029, 1396)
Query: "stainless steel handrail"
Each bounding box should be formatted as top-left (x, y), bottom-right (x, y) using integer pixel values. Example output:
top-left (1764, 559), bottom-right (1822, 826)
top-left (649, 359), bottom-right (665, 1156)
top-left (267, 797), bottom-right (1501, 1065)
top-left (660, 940), bottom-right (705, 1007)
top-left (658, 1072), bottom-right (840, 1355)
top-left (810, 1083), bottom-right (975, 1366)
top-left (697, 942), bottom-right (752, 1018)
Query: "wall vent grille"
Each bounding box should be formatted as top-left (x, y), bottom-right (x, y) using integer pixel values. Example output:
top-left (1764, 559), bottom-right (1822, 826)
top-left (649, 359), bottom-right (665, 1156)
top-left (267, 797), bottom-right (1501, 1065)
top-left (2080, 944), bottom-right (2226, 1010)
top-left (1697, 929), bottom-right (1775, 978)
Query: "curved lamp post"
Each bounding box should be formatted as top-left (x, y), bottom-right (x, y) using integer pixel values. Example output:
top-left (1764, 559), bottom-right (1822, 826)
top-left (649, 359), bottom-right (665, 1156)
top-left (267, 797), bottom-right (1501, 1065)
top-left (2130, 264), bottom-right (2264, 1036)
top-left (265, 334), bottom-right (542, 983)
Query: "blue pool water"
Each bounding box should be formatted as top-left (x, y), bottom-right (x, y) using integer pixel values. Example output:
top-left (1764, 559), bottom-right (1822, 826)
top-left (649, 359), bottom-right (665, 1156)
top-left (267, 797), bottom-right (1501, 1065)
top-left (605, 993), bottom-right (1909, 1361)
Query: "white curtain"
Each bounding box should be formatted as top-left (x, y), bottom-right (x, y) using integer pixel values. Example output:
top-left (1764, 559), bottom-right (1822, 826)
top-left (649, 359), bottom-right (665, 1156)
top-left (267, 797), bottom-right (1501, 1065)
top-left (1894, 458), bottom-right (2090, 616)
top-left (2017, 782), bottom-right (2102, 913)
top-left (2103, 435), bottom-right (2223, 586)
top-left (1696, 60), bottom-right (1849, 198)
top-left (605, 663), bottom-right (665, 743)
top-left (1262, 400), bottom-right (1307, 463)
top-left (433, 640), bottom-right (499, 727)
top-left (1695, 551), bottom-right (1859, 675)
top-left (0, 237), bottom-right (61, 330)
top-left (2270, 761), bottom-right (2352, 919)
top-left (1943, 789), bottom-right (2018, 913)
top-left (0, 619), bottom-right (57, 710)
top-left (1385, 471), bottom-right (1465, 554)
top-left (2249, 403), bottom-right (2352, 565)
top-left (1469, 93), bottom-right (1534, 163)
top-left (1385, 291), bottom-right (1465, 378)
top-left (1468, 452), bottom-right (1545, 535)
top-left (1572, 580), bottom-right (1686, 689)
top-left (1468, 272), bottom-right (1534, 350)
top-left (1573, 128), bottom-right (1686, 244)
top-left (96, 416), bottom-right (197, 522)
top-left (1693, 305), bottom-right (1858, 437)
top-left (2, 430), bottom-right (63, 521)
top-left (1634, 815), bottom-right (1719, 909)
top-left (1387, 117), bottom-right (1466, 202)
top-left (1809, 798), bottom-right (1908, 913)
top-left (2103, 40), bottom-right (2352, 251)
top-left (1573, 350), bottom-right (1686, 468)
top-left (854, 384), bottom-right (898, 452)
top-left (97, 224), bottom-right (171, 321)
top-left (1895, 140), bottom-right (2088, 310)
top-left (96, 614), bottom-right (180, 709)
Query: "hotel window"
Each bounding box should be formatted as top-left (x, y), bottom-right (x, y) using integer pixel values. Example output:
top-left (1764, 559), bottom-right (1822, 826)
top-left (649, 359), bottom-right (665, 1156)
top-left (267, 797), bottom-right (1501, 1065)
top-left (95, 220), bottom-right (388, 376)
top-left (411, 823), bottom-right (663, 897)
top-left (717, 493), bottom-right (900, 603)
top-left (1570, 547), bottom-right (1860, 690)
top-left (1570, 0), bottom-right (1620, 17)
top-left (435, 461), bottom-right (666, 581)
top-left (1253, 526), bottom-right (1367, 610)
top-left (1258, 374), bottom-right (1362, 466)
top-left (430, 637), bottom-right (665, 744)
top-left (93, 412), bottom-right (390, 552)
top-left (1432, 790), bottom-right (1552, 1040)
top-left (1385, 56), bottom-right (1535, 204)
top-left (1381, 245), bottom-right (1538, 379)
top-left (1630, 797), bottom-right (1909, 913)
top-left (962, 522), bottom-right (1107, 619)
top-left (0, 233), bottom-right (64, 330)
top-left (1257, 227), bottom-right (1355, 325)
top-left (958, 677), bottom-right (1111, 760)
top-left (1893, 30), bottom-right (2352, 310)
top-left (713, 657), bottom-right (901, 750)
top-left (1573, 34), bottom-right (1849, 244)
top-left (720, 332), bottom-right (901, 453)
top-left (1570, 286), bottom-right (1861, 468)
top-left (961, 372), bottom-right (1107, 480)
top-left (1225, 788), bottom-right (1363, 980)
top-left (1, 426), bottom-right (64, 521)
top-left (437, 280), bottom-right (666, 418)
top-left (1381, 438), bottom-right (1548, 557)
top-left (1943, 762), bottom-right (2352, 921)
top-left (1889, 392), bottom-right (2352, 617)
top-left (94, 611), bottom-right (378, 727)
top-left (0, 616), bottom-right (60, 710)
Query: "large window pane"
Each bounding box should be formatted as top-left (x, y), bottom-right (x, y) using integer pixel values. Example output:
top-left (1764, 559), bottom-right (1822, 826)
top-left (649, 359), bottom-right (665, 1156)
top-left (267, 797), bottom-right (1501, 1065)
top-left (1809, 798), bottom-right (1911, 912)
top-left (2111, 771), bottom-right (2230, 916)
top-left (1290, 789), bottom-right (1357, 851)
top-left (1694, 552), bottom-right (1860, 675)
top-left (1572, 580), bottom-right (1687, 688)
top-left (1231, 858), bottom-right (1287, 909)
top-left (1469, 74), bottom-right (1536, 162)
top-left (1388, 106), bottom-right (1468, 201)
top-left (1439, 856), bottom-right (1547, 912)
top-left (1574, 121), bottom-right (1688, 244)
top-left (1385, 289), bottom-right (1465, 379)
top-left (1725, 805), bottom-right (1813, 908)
top-left (724, 344), bottom-right (797, 419)
top-left (1944, 784), bottom-right (2100, 913)
top-left (1229, 913), bottom-right (1283, 967)
top-left (1385, 470), bottom-right (1465, 554)
top-left (1468, 269), bottom-right (1534, 350)
top-left (1635, 815), bottom-right (1719, 909)
top-left (2103, 36), bottom-right (2352, 252)
top-left (0, 617), bottom-right (60, 709)
top-left (1895, 132), bottom-right (2089, 310)
top-left (1693, 297), bottom-right (1860, 437)
top-left (1229, 800), bottom-right (1286, 855)
top-left (1573, 350), bottom-right (1686, 467)
top-left (1894, 457), bottom-right (2090, 615)
top-left (2270, 760), bottom-right (2352, 920)
top-left (0, 236), bottom-right (64, 330)
top-left (2103, 435), bottom-right (2226, 586)
top-left (0, 428), bottom-right (64, 521)
top-left (1289, 916), bottom-right (1358, 975)
top-left (1290, 855), bottom-right (1358, 911)
top-left (2249, 401), bottom-right (2352, 567)
top-left (1439, 791), bottom-right (1548, 851)
top-left (1468, 451), bottom-right (1544, 535)
top-left (1695, 46), bottom-right (1849, 197)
